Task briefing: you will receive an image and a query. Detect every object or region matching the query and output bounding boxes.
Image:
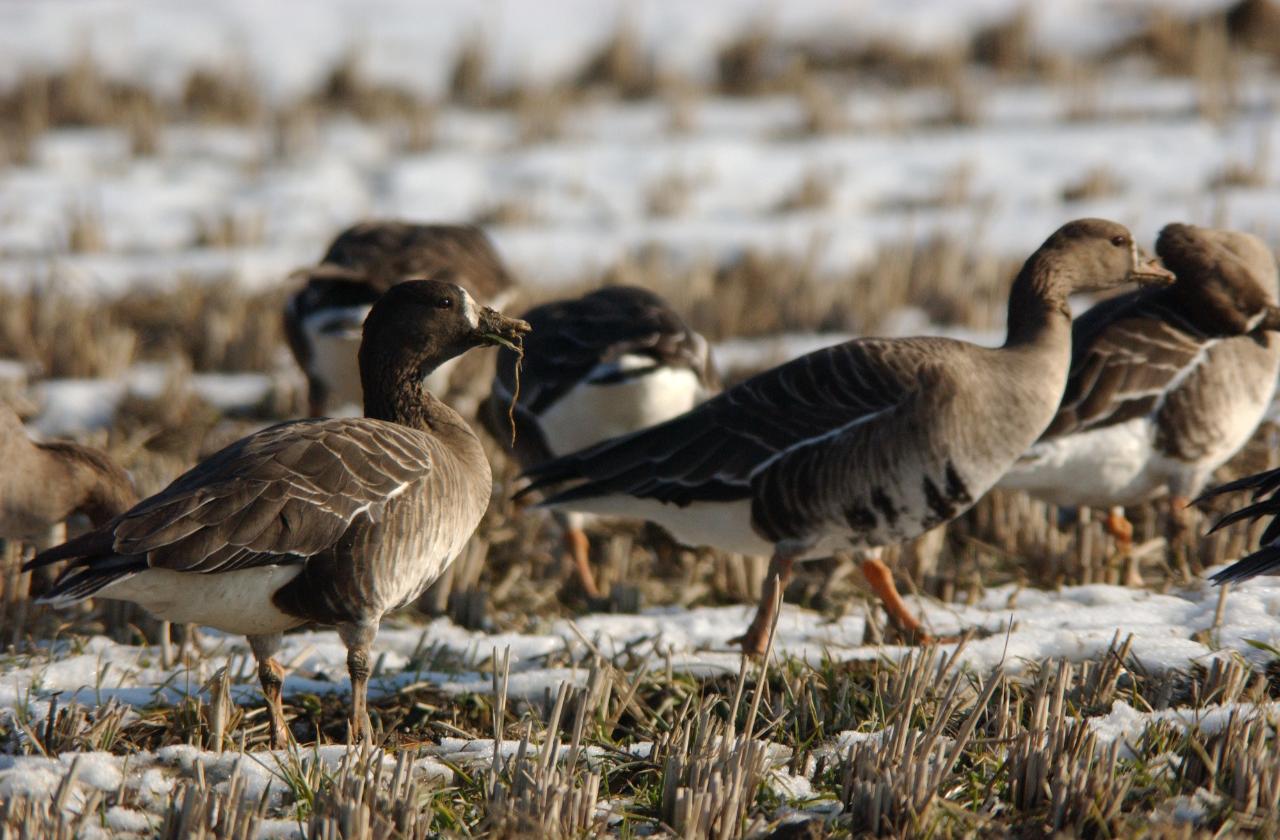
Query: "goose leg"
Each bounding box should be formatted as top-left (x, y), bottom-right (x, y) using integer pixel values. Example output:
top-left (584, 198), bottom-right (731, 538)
top-left (563, 525), bottom-right (601, 599)
top-left (733, 542), bottom-right (807, 656)
top-left (1103, 506), bottom-right (1143, 586)
top-left (339, 622), bottom-right (377, 743)
top-left (248, 634), bottom-right (289, 749)
top-left (860, 550), bottom-right (931, 643)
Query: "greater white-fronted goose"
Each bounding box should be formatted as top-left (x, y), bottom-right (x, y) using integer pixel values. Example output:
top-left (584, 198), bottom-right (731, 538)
top-left (1198, 468), bottom-right (1280, 583)
top-left (0, 405), bottom-right (137, 546)
top-left (483, 285), bottom-right (719, 597)
top-left (284, 221), bottom-right (517, 416)
top-left (28, 279), bottom-right (530, 745)
top-left (998, 223), bottom-right (1280, 576)
top-left (521, 219), bottom-right (1175, 654)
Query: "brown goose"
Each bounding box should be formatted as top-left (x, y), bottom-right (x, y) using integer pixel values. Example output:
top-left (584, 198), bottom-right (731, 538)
top-left (998, 223), bottom-right (1280, 574)
top-left (0, 405), bottom-right (137, 546)
top-left (27, 279), bottom-right (530, 745)
top-left (283, 221), bottom-right (517, 416)
top-left (483, 285), bottom-right (719, 597)
top-left (521, 219), bottom-right (1175, 654)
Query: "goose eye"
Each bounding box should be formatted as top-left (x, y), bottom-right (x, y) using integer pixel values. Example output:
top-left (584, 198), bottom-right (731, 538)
top-left (1110, 235), bottom-right (1128, 247)
top-left (434, 296), bottom-right (453, 309)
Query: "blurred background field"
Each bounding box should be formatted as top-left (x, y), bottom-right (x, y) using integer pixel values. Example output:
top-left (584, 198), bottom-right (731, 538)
top-left (5, 1), bottom-right (1280, 836)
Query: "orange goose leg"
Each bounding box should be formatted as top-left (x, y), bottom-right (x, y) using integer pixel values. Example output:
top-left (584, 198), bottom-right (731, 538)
top-left (1103, 506), bottom-right (1143, 586)
top-left (860, 552), bottom-right (933, 644)
top-left (563, 525), bottom-right (601, 599)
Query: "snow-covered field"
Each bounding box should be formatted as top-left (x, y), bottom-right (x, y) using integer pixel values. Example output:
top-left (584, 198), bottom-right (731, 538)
top-left (3, 0), bottom-right (1280, 835)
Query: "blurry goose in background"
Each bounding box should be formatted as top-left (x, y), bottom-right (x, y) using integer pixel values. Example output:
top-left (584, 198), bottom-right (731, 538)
top-left (284, 221), bottom-right (517, 417)
top-left (28, 279), bottom-right (530, 746)
top-left (998, 223), bottom-right (1280, 580)
top-left (521, 219), bottom-right (1175, 654)
top-left (484, 285), bottom-right (719, 598)
top-left (1, 404), bottom-right (137, 564)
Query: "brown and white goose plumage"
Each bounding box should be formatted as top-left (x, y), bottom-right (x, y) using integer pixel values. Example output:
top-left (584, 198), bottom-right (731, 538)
top-left (998, 223), bottom-right (1280, 571)
top-left (1, 406), bottom-right (137, 582)
top-left (28, 280), bottom-right (530, 745)
top-left (284, 221), bottom-right (517, 417)
top-left (522, 219), bottom-right (1175, 653)
top-left (483, 285), bottom-right (719, 597)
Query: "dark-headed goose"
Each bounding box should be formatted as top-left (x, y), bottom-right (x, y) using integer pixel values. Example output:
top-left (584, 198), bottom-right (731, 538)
top-left (1, 405), bottom-right (137, 547)
top-left (484, 285), bottom-right (718, 597)
top-left (998, 223), bottom-right (1280, 575)
top-left (28, 279), bottom-right (530, 745)
top-left (284, 221), bottom-right (516, 416)
top-left (521, 219), bottom-right (1175, 654)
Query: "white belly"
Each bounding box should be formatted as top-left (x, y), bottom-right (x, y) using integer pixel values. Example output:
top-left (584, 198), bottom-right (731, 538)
top-left (998, 417), bottom-right (1167, 508)
top-left (540, 363), bottom-right (706, 456)
top-left (101, 565), bottom-right (307, 636)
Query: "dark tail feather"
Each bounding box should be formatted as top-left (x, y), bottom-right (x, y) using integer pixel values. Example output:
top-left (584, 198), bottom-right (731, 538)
top-left (23, 528), bottom-right (116, 572)
top-left (1209, 546), bottom-right (1280, 585)
top-left (1196, 466), bottom-right (1280, 507)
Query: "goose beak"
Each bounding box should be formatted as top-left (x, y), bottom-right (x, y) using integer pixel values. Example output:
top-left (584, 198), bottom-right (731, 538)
top-left (477, 308), bottom-right (531, 352)
top-left (1130, 252), bottom-right (1176, 286)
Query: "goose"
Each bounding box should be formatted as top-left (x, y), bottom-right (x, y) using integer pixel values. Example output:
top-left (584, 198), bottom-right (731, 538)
top-left (1198, 467), bottom-right (1280, 584)
top-left (998, 223), bottom-right (1280, 578)
top-left (27, 279), bottom-right (530, 745)
top-left (1, 404), bottom-right (137, 551)
top-left (483, 285), bottom-right (719, 597)
top-left (284, 221), bottom-right (517, 417)
top-left (519, 219), bottom-right (1175, 654)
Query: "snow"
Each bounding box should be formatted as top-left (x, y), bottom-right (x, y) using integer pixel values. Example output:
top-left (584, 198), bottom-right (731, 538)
top-left (30, 365), bottom-right (274, 436)
top-left (1090, 698), bottom-right (1280, 759)
top-left (0, 1), bottom-right (1240, 102)
top-left (4, 574), bottom-right (1279, 734)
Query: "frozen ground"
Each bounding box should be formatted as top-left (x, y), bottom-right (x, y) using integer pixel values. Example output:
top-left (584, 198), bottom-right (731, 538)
top-left (3, 572), bottom-right (1276, 724)
top-left (3, 0), bottom-right (1280, 833)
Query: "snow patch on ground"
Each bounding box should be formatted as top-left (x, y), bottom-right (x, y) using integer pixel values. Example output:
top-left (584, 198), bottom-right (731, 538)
top-left (4, 574), bottom-right (1278, 729)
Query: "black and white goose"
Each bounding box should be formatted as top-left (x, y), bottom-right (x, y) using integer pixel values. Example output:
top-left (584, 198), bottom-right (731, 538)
top-left (998, 223), bottom-right (1280, 570)
top-left (520, 219), bottom-right (1175, 654)
top-left (483, 285), bottom-right (719, 597)
top-left (27, 280), bottom-right (530, 745)
top-left (284, 221), bottom-right (517, 416)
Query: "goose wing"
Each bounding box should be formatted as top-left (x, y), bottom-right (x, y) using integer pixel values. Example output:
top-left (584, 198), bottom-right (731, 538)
top-left (30, 418), bottom-right (434, 579)
top-left (521, 337), bottom-right (951, 512)
top-left (1040, 292), bottom-right (1210, 439)
top-left (1199, 467), bottom-right (1280, 583)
